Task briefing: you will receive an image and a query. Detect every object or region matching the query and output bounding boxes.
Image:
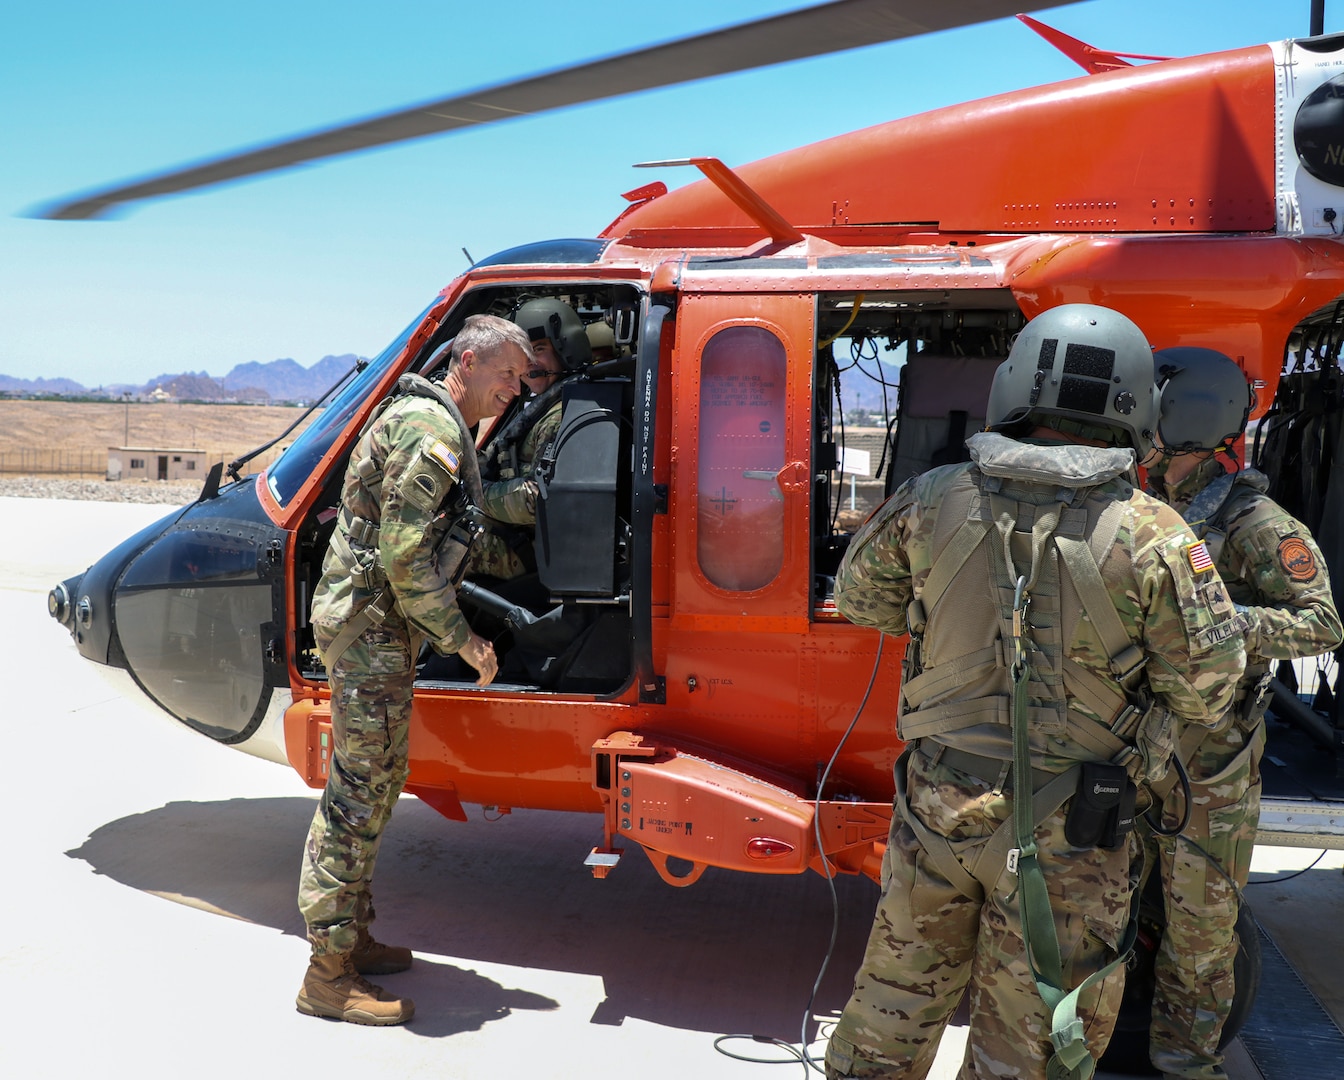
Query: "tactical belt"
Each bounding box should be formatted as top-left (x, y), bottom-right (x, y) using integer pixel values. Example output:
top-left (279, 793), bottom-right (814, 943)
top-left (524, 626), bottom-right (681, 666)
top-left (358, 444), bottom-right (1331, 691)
top-left (922, 741), bottom-right (1055, 795)
top-left (895, 742), bottom-right (1080, 908)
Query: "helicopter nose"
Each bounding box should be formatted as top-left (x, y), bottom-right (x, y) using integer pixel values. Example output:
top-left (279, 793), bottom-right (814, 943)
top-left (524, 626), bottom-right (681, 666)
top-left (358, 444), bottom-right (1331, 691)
top-left (48, 573), bottom-right (82, 632)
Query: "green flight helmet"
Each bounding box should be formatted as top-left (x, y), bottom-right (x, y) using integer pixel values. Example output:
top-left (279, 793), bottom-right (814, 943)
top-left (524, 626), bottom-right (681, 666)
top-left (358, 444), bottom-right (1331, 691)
top-left (512, 298), bottom-right (593, 372)
top-left (1153, 347), bottom-right (1253, 454)
top-left (986, 303), bottom-right (1159, 454)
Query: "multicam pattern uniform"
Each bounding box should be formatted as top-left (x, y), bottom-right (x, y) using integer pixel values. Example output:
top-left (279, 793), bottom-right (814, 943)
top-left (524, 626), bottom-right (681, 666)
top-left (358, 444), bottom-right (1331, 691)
top-left (298, 391), bottom-right (474, 957)
top-left (469, 398), bottom-right (562, 579)
top-left (825, 433), bottom-right (1246, 1080)
top-left (1146, 455), bottom-right (1342, 1080)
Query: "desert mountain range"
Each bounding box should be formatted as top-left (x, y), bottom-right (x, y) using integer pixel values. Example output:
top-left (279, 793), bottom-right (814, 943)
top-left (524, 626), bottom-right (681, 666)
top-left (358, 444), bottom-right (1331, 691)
top-left (0, 354), bottom-right (364, 404)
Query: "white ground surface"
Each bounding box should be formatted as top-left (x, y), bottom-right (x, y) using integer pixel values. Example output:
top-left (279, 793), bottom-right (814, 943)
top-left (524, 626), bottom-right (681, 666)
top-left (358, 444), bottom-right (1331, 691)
top-left (2, 495), bottom-right (1339, 1079)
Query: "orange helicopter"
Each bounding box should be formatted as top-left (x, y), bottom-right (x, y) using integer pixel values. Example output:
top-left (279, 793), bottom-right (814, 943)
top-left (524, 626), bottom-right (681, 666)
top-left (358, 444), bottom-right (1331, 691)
top-left (42, 0), bottom-right (1344, 1061)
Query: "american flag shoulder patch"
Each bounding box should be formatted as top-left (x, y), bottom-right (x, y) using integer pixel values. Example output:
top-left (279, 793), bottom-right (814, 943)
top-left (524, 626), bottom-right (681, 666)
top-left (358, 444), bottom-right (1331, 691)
top-left (1185, 540), bottom-right (1214, 574)
top-left (426, 439), bottom-right (460, 477)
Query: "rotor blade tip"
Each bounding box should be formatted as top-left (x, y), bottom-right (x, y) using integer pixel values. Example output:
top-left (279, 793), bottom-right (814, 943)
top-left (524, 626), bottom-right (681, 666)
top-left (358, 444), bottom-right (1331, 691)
top-left (25, 196), bottom-right (125, 222)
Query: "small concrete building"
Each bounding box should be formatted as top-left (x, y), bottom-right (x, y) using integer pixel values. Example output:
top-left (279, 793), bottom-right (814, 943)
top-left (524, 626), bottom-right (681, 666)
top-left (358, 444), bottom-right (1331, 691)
top-left (107, 446), bottom-right (207, 482)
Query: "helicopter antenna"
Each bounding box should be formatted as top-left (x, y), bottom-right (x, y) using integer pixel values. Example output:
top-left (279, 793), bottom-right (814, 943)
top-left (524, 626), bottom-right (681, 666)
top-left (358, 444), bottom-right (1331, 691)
top-left (225, 357), bottom-right (367, 482)
top-left (462, 247), bottom-right (475, 267)
top-left (1312, 0), bottom-right (1325, 36)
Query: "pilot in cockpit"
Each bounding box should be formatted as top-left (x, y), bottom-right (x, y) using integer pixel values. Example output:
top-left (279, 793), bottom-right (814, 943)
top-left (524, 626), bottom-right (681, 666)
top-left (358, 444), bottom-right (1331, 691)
top-left (468, 297), bottom-right (593, 581)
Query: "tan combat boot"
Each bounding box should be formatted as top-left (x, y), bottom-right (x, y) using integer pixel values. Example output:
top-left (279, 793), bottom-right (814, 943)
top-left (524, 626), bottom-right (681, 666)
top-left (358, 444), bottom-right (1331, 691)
top-left (351, 925), bottom-right (413, 975)
top-left (295, 951), bottom-right (414, 1025)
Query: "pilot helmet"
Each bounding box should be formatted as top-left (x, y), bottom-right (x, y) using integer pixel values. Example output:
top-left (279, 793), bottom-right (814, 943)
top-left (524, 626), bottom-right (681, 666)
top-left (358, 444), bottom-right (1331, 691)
top-left (585, 319), bottom-right (619, 360)
top-left (1153, 346), bottom-right (1253, 454)
top-left (512, 298), bottom-right (593, 372)
top-left (986, 303), bottom-right (1159, 455)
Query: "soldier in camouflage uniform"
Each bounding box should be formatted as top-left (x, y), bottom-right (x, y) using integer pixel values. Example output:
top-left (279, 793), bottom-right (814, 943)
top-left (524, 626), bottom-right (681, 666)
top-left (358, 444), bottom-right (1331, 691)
top-left (825, 306), bottom-right (1246, 1080)
top-left (470, 298), bottom-right (592, 580)
top-left (295, 314), bottom-right (531, 1025)
top-left (1144, 348), bottom-right (1342, 1080)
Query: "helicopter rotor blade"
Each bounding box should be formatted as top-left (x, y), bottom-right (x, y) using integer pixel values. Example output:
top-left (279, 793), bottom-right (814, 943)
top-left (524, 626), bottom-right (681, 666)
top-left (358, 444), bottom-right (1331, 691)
top-left (37, 0), bottom-right (1077, 221)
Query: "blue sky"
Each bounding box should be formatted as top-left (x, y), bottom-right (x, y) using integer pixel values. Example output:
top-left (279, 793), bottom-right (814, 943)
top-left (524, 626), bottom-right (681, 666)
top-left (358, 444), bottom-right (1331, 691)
top-left (3, 0), bottom-right (1335, 388)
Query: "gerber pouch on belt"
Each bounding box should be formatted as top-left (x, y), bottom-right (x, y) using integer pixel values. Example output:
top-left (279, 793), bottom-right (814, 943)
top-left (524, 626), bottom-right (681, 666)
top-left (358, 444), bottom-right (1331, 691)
top-left (1065, 761), bottom-right (1137, 850)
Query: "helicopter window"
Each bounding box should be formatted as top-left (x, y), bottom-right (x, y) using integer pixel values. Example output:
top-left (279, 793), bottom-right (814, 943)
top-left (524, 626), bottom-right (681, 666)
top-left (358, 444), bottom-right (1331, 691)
top-left (116, 518), bottom-right (282, 740)
top-left (697, 325), bottom-right (787, 592)
top-left (120, 529), bottom-right (258, 587)
top-left (471, 239), bottom-right (609, 268)
top-left (266, 299), bottom-right (437, 507)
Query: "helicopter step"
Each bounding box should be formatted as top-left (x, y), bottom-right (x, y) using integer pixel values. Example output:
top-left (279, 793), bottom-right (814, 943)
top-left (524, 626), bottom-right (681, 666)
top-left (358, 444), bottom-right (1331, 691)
top-left (590, 731), bottom-right (889, 885)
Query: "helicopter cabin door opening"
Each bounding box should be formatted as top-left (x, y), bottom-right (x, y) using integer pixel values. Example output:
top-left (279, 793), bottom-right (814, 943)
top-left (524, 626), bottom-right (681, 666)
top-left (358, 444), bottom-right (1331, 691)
top-left (806, 288), bottom-right (1024, 603)
top-left (288, 279), bottom-right (646, 699)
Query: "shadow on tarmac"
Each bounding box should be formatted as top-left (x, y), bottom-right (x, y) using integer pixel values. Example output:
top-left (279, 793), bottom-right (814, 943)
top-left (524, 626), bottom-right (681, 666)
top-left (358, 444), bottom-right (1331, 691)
top-left (65, 795), bottom-right (879, 1041)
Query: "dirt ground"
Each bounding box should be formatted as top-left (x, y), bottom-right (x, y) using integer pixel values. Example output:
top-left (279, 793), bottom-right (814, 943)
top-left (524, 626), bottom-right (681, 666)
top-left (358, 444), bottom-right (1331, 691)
top-left (0, 400), bottom-right (314, 476)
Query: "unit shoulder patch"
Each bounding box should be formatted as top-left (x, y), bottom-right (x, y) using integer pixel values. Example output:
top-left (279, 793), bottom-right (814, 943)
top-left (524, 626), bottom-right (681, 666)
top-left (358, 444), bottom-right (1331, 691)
top-left (1277, 535), bottom-right (1319, 583)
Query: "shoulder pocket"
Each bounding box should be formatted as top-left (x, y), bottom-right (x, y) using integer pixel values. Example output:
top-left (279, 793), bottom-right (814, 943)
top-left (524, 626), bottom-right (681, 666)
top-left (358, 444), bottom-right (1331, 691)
top-left (396, 433), bottom-right (460, 513)
top-left (1156, 541), bottom-right (1244, 652)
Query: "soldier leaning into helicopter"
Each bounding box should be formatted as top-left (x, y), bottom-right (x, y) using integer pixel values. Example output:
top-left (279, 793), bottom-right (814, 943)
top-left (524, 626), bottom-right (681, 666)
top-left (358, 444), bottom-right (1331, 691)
top-left (295, 314), bottom-right (531, 1026)
top-left (823, 305), bottom-right (1247, 1080)
top-left (467, 297), bottom-right (593, 581)
top-left (1143, 348), bottom-right (1342, 1080)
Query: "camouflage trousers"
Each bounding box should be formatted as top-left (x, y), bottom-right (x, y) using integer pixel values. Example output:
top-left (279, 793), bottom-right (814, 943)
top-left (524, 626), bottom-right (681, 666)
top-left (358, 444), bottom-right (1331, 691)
top-left (465, 525), bottom-right (530, 581)
top-left (826, 750), bottom-right (1138, 1080)
top-left (297, 619), bottom-right (414, 957)
top-left (1147, 719), bottom-right (1264, 1080)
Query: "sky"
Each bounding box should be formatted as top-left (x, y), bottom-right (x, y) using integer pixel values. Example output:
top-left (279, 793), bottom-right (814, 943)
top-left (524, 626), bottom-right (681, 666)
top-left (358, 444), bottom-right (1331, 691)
top-left (3, 0), bottom-right (1339, 389)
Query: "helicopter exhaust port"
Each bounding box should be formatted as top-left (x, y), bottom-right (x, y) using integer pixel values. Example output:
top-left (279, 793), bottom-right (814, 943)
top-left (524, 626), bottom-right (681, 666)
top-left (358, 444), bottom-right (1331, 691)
top-left (589, 733), bottom-right (890, 886)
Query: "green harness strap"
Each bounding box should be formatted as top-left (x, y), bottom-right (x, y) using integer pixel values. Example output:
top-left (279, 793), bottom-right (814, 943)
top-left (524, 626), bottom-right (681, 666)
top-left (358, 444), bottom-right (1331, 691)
top-left (1010, 575), bottom-right (1141, 1080)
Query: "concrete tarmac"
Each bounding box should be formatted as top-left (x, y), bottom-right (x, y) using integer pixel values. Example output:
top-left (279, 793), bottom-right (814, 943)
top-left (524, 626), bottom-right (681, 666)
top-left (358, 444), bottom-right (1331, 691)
top-left (2, 495), bottom-right (1341, 1080)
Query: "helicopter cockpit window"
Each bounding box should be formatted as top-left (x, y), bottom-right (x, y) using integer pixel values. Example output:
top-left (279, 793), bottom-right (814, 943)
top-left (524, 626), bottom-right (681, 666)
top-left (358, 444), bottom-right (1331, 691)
top-left (266, 300), bottom-right (437, 507)
top-left (116, 516), bottom-right (282, 741)
top-left (697, 325), bottom-right (787, 591)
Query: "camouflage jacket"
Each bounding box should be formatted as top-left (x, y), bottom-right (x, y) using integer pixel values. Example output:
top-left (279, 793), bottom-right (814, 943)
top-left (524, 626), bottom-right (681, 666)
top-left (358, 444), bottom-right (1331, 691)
top-left (836, 433), bottom-right (1246, 754)
top-left (478, 398), bottom-right (562, 525)
top-left (311, 391), bottom-right (473, 654)
top-left (1152, 455), bottom-right (1342, 666)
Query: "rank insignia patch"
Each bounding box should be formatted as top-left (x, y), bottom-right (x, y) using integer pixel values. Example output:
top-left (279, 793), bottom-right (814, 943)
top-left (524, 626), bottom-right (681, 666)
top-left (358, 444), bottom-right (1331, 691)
top-left (1185, 540), bottom-right (1214, 574)
top-left (427, 440), bottom-right (460, 477)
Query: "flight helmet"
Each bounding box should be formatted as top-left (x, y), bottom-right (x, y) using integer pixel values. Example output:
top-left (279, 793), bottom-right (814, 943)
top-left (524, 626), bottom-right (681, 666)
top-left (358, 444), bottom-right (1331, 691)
top-left (512, 298), bottom-right (593, 372)
top-left (1153, 347), bottom-right (1253, 454)
top-left (986, 303), bottom-right (1159, 455)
